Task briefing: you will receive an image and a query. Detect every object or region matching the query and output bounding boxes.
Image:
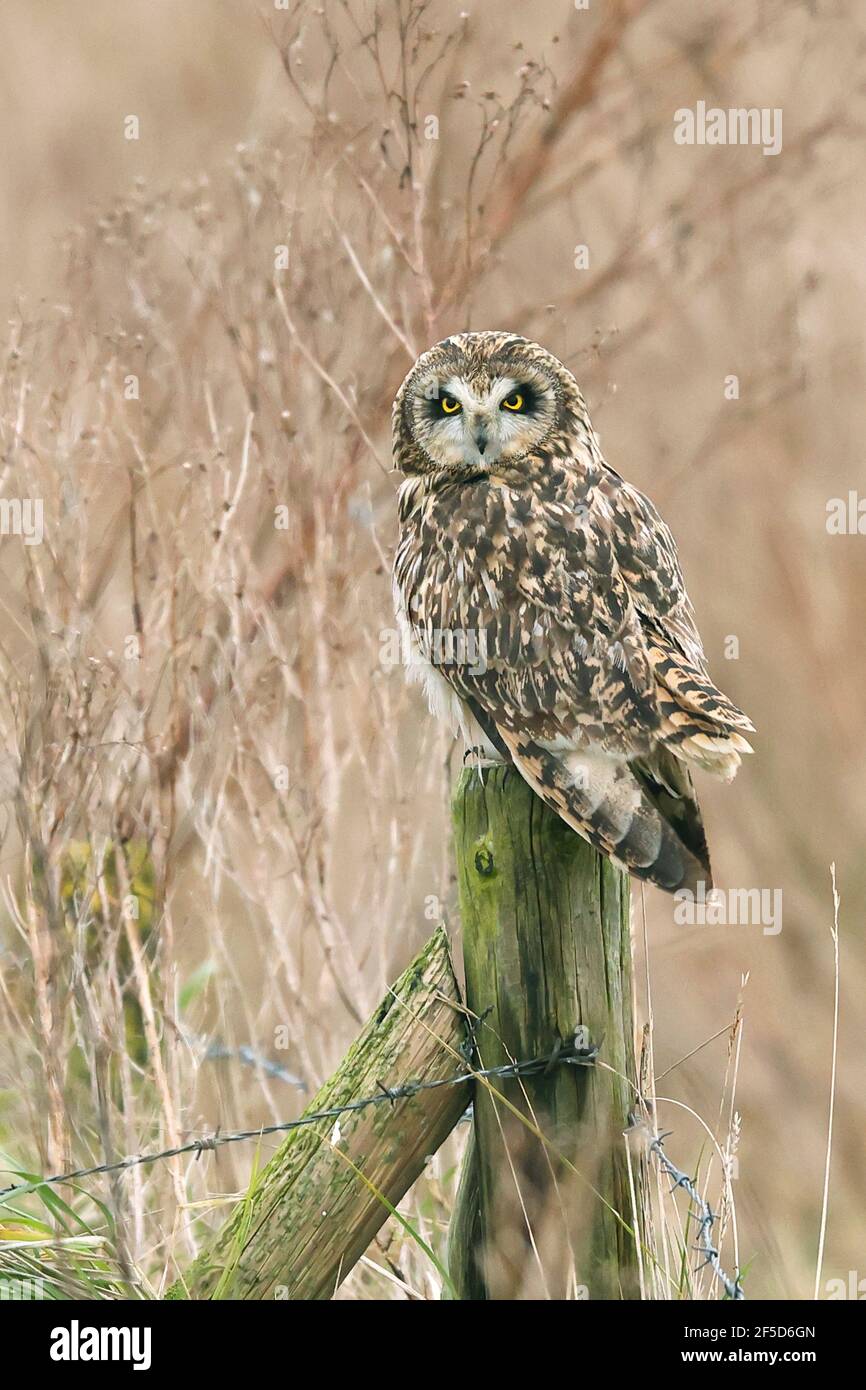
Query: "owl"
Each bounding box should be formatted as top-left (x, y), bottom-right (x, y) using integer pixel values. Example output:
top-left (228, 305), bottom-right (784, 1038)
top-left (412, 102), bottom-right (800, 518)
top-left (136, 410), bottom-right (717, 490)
top-left (392, 331), bottom-right (754, 894)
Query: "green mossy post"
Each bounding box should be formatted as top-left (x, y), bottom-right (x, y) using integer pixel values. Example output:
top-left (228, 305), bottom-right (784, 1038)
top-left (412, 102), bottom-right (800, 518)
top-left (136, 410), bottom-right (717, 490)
top-left (449, 765), bottom-right (640, 1300)
top-left (169, 926), bottom-right (467, 1300)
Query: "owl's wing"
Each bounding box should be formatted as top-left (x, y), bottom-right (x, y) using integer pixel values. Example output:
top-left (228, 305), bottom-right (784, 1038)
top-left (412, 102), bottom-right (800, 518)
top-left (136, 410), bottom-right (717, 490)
top-left (596, 469), bottom-right (755, 756)
top-left (597, 470), bottom-right (707, 666)
top-left (420, 470), bottom-right (750, 893)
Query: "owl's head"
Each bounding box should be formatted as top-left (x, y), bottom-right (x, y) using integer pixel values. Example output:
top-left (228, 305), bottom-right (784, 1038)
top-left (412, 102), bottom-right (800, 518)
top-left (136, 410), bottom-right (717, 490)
top-left (392, 331), bottom-right (585, 479)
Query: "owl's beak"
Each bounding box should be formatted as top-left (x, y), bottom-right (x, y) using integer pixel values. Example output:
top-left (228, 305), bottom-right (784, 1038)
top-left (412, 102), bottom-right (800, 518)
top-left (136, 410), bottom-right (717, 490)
top-left (470, 418), bottom-right (490, 456)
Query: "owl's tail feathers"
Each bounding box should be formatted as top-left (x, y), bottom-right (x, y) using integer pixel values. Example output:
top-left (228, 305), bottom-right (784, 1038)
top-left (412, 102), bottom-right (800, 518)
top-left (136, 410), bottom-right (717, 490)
top-left (499, 731), bottom-right (712, 895)
top-left (646, 632), bottom-right (755, 782)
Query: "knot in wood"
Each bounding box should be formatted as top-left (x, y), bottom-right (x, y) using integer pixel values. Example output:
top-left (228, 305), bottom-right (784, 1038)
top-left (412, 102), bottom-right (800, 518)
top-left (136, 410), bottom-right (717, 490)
top-left (474, 846), bottom-right (495, 877)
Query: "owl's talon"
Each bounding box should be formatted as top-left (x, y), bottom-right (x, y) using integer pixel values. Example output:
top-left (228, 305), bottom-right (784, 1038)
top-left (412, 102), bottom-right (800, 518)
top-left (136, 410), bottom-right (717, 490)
top-left (463, 746), bottom-right (504, 769)
top-left (463, 745), bottom-right (507, 788)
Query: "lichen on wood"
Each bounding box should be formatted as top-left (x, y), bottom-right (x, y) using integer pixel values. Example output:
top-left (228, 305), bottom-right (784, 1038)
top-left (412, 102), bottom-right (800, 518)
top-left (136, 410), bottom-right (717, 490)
top-left (449, 765), bottom-right (640, 1300)
top-left (169, 924), bottom-right (467, 1300)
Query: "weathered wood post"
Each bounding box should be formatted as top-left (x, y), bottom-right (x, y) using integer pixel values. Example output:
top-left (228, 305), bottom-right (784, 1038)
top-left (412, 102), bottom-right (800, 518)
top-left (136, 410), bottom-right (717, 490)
top-left (170, 925), bottom-right (468, 1300)
top-left (449, 765), bottom-right (640, 1300)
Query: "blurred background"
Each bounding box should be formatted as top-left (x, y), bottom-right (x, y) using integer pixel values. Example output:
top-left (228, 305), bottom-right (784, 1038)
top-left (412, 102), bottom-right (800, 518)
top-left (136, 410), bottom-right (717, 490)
top-left (0, 0), bottom-right (863, 1298)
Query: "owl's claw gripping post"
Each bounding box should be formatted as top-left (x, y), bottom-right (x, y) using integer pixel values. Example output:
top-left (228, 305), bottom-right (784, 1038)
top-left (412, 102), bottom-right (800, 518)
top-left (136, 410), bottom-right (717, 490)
top-left (463, 746), bottom-right (502, 768)
top-left (463, 745), bottom-right (505, 786)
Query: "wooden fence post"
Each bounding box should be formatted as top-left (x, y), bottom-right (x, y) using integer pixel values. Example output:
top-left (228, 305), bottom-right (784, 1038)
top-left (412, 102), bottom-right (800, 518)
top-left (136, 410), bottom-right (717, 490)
top-left (449, 765), bottom-right (640, 1300)
top-left (169, 925), bottom-right (468, 1300)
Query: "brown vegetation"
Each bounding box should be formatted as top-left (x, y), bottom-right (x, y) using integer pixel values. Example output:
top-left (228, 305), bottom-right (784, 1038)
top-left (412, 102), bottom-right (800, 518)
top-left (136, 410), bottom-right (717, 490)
top-left (0, 0), bottom-right (863, 1298)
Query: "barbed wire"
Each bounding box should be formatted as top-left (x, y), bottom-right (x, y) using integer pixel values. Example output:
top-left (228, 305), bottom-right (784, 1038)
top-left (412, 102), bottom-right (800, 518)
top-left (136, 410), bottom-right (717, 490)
top-left (0, 1036), bottom-right (743, 1299)
top-left (0, 1042), bottom-right (595, 1202)
top-left (649, 1133), bottom-right (744, 1300)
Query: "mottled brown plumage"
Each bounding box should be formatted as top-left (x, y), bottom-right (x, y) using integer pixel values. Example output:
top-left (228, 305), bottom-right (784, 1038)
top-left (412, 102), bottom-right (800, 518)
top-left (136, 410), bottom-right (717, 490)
top-left (392, 331), bottom-right (754, 894)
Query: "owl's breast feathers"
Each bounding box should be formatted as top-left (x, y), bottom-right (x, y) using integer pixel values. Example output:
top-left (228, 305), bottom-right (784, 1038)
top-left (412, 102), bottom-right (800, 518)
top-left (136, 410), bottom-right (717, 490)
top-left (394, 457), bottom-right (754, 895)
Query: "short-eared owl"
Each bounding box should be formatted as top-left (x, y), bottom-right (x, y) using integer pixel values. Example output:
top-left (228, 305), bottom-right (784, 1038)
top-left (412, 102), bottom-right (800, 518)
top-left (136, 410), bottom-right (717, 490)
top-left (392, 331), bottom-right (754, 894)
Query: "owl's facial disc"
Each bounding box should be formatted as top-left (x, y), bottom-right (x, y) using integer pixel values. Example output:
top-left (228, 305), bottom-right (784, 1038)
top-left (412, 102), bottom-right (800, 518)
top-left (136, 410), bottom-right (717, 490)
top-left (413, 366), bottom-right (557, 472)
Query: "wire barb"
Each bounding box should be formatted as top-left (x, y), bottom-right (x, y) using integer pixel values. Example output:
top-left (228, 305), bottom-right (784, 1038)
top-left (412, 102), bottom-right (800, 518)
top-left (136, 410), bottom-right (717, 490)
top-left (0, 1042), bottom-right (595, 1203)
top-left (0, 1040), bottom-right (744, 1301)
top-left (648, 1134), bottom-right (744, 1301)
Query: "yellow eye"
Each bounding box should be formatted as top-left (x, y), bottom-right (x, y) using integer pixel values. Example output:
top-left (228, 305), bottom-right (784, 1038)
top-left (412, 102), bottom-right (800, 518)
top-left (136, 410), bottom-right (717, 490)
top-left (502, 392), bottom-right (524, 411)
top-left (440, 395), bottom-right (461, 414)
